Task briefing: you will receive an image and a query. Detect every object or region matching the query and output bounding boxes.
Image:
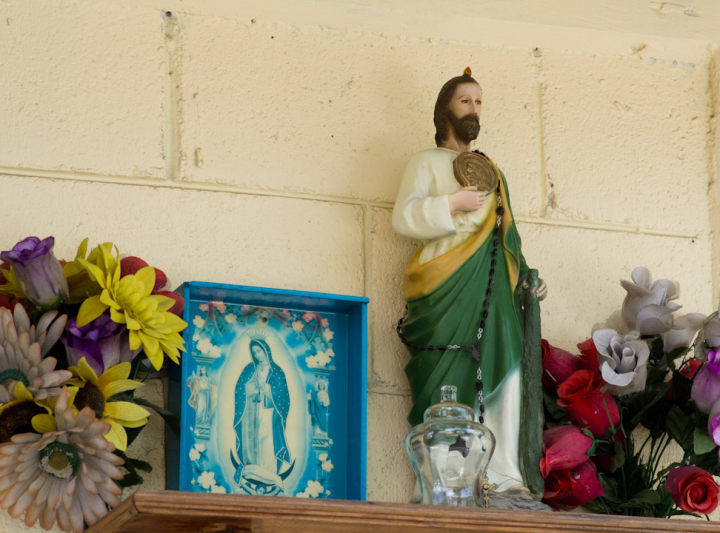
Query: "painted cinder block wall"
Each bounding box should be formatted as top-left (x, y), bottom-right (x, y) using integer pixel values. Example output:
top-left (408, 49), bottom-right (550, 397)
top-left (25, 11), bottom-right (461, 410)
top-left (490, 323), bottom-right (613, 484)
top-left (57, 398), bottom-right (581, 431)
top-left (1, 1), bottom-right (719, 529)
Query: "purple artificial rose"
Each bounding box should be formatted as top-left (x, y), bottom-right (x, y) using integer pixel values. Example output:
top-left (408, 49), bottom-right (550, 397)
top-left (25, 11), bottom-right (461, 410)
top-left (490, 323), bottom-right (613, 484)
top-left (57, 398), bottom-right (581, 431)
top-left (708, 398), bottom-right (720, 458)
top-left (0, 236), bottom-right (69, 309)
top-left (691, 350), bottom-right (720, 413)
top-left (61, 313), bottom-right (141, 375)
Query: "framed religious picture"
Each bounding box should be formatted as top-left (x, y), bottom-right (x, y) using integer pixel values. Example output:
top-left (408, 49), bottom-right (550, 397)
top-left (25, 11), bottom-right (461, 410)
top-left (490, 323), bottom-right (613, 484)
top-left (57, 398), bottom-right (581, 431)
top-left (167, 282), bottom-right (368, 500)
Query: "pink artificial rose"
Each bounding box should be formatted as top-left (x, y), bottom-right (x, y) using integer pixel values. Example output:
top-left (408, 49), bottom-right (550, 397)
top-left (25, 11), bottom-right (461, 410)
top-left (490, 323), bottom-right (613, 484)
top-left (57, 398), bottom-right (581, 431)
top-left (543, 459), bottom-right (605, 510)
top-left (666, 466), bottom-right (720, 514)
top-left (540, 425), bottom-right (594, 478)
top-left (691, 351), bottom-right (720, 413)
top-left (542, 339), bottom-right (583, 394)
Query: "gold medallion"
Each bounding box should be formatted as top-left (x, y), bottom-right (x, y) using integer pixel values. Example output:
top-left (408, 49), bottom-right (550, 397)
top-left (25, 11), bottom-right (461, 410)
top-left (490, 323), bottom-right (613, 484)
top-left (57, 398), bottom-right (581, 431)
top-left (453, 152), bottom-right (498, 192)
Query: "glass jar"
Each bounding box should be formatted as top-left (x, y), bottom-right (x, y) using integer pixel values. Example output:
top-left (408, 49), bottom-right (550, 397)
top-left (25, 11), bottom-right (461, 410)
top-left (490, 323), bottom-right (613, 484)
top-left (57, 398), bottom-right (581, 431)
top-left (404, 385), bottom-right (496, 506)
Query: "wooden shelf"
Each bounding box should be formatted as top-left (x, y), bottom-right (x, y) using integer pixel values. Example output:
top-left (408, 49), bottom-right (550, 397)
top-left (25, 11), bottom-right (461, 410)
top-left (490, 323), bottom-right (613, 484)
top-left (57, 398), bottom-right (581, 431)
top-left (88, 490), bottom-right (720, 533)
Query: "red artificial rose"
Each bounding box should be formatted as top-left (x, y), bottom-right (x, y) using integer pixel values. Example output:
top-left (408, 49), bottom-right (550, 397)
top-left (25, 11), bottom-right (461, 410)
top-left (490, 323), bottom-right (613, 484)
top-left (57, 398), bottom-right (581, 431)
top-left (540, 425), bottom-right (594, 477)
top-left (120, 256), bottom-right (148, 278)
top-left (542, 339), bottom-right (583, 393)
top-left (157, 290), bottom-right (185, 315)
top-left (120, 257), bottom-right (168, 293)
top-left (666, 466), bottom-right (720, 514)
top-left (557, 369), bottom-right (603, 403)
top-left (681, 359), bottom-right (703, 381)
top-left (543, 459), bottom-right (605, 510)
top-left (557, 370), bottom-right (620, 437)
top-left (0, 294), bottom-right (15, 310)
top-left (153, 267), bottom-right (168, 292)
top-left (577, 338), bottom-right (600, 373)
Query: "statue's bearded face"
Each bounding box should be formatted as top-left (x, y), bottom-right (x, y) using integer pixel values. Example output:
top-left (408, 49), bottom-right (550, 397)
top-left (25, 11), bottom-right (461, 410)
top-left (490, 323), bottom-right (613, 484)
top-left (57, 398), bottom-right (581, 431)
top-left (447, 82), bottom-right (482, 144)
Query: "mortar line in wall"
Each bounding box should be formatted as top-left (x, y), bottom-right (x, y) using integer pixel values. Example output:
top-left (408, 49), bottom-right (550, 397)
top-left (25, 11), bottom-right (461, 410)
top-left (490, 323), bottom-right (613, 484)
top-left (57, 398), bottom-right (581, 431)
top-left (0, 166), bottom-right (699, 239)
top-left (162, 13), bottom-right (181, 181)
top-left (362, 204), bottom-right (376, 394)
top-left (368, 388), bottom-right (412, 398)
top-left (0, 167), bottom-right (392, 208)
top-left (512, 215), bottom-right (698, 239)
top-left (706, 45), bottom-right (720, 305)
top-left (536, 79), bottom-right (549, 218)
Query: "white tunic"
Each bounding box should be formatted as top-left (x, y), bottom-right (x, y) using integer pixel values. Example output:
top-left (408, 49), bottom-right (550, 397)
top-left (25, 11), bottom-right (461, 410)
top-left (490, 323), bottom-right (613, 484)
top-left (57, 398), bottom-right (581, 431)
top-left (392, 148), bottom-right (496, 266)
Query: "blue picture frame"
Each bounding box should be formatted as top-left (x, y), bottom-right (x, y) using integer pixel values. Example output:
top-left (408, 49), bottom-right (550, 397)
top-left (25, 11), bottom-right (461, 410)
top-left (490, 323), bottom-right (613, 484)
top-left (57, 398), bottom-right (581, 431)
top-left (167, 282), bottom-right (368, 501)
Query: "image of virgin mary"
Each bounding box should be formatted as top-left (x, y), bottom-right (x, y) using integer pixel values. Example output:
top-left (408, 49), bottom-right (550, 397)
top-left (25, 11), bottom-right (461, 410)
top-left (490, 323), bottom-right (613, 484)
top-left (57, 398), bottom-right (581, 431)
top-left (231, 339), bottom-right (294, 495)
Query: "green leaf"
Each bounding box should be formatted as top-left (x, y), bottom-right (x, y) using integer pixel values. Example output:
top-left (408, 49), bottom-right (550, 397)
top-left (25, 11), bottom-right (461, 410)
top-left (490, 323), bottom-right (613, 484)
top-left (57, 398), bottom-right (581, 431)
top-left (648, 338), bottom-right (666, 364)
top-left (667, 347), bottom-right (691, 367)
top-left (641, 397), bottom-right (673, 438)
top-left (543, 392), bottom-right (566, 421)
top-left (630, 489), bottom-right (661, 505)
top-left (583, 498), bottom-right (612, 514)
top-left (626, 382), bottom-right (672, 427)
top-left (130, 458), bottom-right (153, 473)
top-left (582, 427), bottom-right (598, 456)
top-left (672, 371), bottom-right (693, 407)
top-left (133, 397), bottom-right (180, 437)
top-left (114, 449), bottom-right (145, 488)
top-left (657, 461), bottom-right (683, 479)
top-left (598, 474), bottom-right (621, 503)
top-left (609, 441), bottom-right (625, 473)
top-left (125, 425), bottom-right (143, 449)
top-left (669, 509), bottom-right (703, 519)
top-left (666, 406), bottom-right (694, 453)
top-left (694, 428), bottom-right (717, 455)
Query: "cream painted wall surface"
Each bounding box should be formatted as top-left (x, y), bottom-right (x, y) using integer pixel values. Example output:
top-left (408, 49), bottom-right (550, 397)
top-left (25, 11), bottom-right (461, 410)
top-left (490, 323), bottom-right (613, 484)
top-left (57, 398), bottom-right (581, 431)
top-left (0, 0), bottom-right (719, 530)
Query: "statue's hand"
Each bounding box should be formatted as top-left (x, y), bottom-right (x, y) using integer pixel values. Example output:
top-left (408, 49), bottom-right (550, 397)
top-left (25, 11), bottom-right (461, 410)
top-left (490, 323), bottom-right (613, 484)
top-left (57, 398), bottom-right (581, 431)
top-left (534, 279), bottom-right (547, 301)
top-left (449, 186), bottom-right (486, 213)
top-left (521, 274), bottom-right (547, 301)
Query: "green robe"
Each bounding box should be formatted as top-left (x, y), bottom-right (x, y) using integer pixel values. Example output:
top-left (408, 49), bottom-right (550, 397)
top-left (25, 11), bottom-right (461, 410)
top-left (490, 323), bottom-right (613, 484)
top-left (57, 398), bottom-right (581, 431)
top-left (401, 171), bottom-right (528, 425)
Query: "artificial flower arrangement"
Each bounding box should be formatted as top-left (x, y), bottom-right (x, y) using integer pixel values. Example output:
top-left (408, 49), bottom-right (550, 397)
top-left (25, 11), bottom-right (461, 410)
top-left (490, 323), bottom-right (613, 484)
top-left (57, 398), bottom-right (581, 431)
top-left (0, 236), bottom-right (187, 532)
top-left (541, 267), bottom-right (720, 518)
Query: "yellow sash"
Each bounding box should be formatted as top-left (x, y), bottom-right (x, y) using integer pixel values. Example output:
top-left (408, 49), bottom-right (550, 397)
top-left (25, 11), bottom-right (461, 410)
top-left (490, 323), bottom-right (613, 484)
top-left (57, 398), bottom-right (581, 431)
top-left (403, 158), bottom-right (519, 302)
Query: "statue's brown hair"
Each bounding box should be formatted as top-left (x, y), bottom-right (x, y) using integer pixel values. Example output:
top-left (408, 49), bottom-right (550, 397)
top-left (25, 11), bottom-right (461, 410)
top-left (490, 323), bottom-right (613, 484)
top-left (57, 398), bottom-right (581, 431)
top-left (433, 73), bottom-right (479, 147)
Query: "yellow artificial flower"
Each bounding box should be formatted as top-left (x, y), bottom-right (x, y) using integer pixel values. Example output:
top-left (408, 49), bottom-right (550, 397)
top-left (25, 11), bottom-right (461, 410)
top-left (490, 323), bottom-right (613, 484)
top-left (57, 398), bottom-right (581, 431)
top-left (67, 357), bottom-right (151, 451)
top-left (0, 265), bottom-right (25, 300)
top-left (61, 238), bottom-right (104, 304)
top-left (75, 243), bottom-right (187, 370)
top-left (0, 382), bottom-right (52, 442)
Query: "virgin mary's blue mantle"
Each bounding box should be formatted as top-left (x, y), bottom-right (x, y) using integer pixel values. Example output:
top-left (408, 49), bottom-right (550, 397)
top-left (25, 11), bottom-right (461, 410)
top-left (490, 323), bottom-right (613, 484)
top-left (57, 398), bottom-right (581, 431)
top-left (167, 282), bottom-right (368, 501)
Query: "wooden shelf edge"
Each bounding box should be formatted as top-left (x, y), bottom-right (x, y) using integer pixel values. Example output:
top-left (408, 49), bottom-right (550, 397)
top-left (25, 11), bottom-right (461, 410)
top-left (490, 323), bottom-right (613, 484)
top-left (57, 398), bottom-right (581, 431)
top-left (87, 490), bottom-right (720, 533)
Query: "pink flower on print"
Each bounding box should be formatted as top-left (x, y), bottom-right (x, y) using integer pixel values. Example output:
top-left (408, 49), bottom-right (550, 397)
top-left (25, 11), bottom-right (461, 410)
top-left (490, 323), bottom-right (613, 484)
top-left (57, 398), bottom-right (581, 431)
top-left (199, 304), bottom-right (209, 312)
top-left (241, 305), bottom-right (251, 311)
top-left (302, 312), bottom-right (315, 323)
top-left (321, 318), bottom-right (329, 328)
top-left (211, 301), bottom-right (227, 313)
top-left (282, 309), bottom-right (292, 316)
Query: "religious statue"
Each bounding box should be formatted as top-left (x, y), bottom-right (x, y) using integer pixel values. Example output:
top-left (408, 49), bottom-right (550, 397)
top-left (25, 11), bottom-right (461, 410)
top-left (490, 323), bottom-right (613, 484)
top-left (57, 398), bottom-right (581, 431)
top-left (187, 366), bottom-right (216, 428)
top-left (393, 68), bottom-right (547, 506)
top-left (231, 338), bottom-right (295, 495)
top-left (309, 379), bottom-right (330, 436)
